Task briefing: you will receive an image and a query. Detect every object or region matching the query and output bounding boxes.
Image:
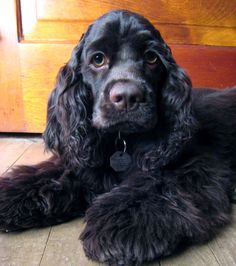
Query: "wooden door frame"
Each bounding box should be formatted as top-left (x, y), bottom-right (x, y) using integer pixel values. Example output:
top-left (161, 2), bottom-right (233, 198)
top-left (0, 0), bottom-right (26, 132)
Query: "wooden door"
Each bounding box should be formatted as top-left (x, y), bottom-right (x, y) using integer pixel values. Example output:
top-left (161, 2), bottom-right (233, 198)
top-left (1, 0), bottom-right (236, 133)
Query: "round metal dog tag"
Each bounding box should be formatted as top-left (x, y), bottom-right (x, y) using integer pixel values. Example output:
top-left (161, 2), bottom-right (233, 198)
top-left (110, 151), bottom-right (132, 172)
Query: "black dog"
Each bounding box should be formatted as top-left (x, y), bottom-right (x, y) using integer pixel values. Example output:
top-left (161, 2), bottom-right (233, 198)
top-left (1, 10), bottom-right (236, 266)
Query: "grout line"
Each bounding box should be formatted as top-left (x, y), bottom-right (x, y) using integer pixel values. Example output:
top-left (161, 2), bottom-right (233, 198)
top-left (208, 242), bottom-right (221, 266)
top-left (1, 142), bottom-right (34, 176)
top-left (39, 227), bottom-right (52, 266)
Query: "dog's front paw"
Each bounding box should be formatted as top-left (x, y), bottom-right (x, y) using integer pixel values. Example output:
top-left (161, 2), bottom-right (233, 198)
top-left (80, 206), bottom-right (142, 265)
top-left (79, 191), bottom-right (171, 266)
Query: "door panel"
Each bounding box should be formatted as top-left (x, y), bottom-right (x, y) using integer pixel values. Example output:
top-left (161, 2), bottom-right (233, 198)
top-left (36, 0), bottom-right (236, 27)
top-left (20, 0), bottom-right (236, 46)
top-left (20, 44), bottom-right (74, 132)
top-left (0, 0), bottom-right (236, 132)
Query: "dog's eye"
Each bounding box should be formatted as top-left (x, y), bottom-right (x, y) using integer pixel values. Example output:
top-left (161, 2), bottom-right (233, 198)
top-left (91, 52), bottom-right (107, 68)
top-left (144, 51), bottom-right (159, 65)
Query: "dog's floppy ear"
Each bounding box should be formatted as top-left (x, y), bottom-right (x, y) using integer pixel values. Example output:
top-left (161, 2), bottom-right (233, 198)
top-left (162, 47), bottom-right (197, 158)
top-left (43, 38), bottom-right (103, 170)
top-left (159, 42), bottom-right (198, 164)
top-left (141, 41), bottom-right (198, 170)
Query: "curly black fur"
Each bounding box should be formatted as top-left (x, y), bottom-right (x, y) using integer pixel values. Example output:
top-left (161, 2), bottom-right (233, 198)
top-left (0, 10), bottom-right (236, 266)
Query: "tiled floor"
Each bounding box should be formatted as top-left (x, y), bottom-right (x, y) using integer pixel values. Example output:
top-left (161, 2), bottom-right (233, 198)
top-left (0, 137), bottom-right (235, 266)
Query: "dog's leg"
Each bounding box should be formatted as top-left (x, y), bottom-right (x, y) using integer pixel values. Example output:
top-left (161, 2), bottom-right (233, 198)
top-left (80, 158), bottom-right (232, 266)
top-left (0, 158), bottom-right (88, 231)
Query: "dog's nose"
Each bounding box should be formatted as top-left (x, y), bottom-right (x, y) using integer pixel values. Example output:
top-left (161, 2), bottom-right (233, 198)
top-left (109, 82), bottom-right (144, 110)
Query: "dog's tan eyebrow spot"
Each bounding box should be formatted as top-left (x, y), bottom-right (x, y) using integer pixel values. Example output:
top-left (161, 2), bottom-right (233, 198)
top-left (136, 30), bottom-right (152, 37)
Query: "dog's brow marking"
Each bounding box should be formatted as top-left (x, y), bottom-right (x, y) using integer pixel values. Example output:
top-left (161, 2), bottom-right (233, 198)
top-left (137, 30), bottom-right (152, 37)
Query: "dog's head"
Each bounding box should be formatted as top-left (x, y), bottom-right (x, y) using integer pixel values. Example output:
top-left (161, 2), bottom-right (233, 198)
top-left (44, 10), bottom-right (195, 169)
top-left (80, 11), bottom-right (167, 133)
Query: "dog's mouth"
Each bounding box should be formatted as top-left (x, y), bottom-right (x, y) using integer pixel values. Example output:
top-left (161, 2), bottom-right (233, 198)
top-left (92, 107), bottom-right (158, 133)
top-left (99, 121), bottom-right (153, 133)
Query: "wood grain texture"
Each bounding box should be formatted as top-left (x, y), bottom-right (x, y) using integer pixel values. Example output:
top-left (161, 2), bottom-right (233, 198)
top-left (19, 0), bottom-right (236, 46)
top-left (19, 20), bottom-right (236, 47)
top-left (19, 43), bottom-right (74, 132)
top-left (172, 45), bottom-right (236, 88)
top-left (36, 0), bottom-right (236, 27)
top-left (0, 0), bottom-right (25, 132)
